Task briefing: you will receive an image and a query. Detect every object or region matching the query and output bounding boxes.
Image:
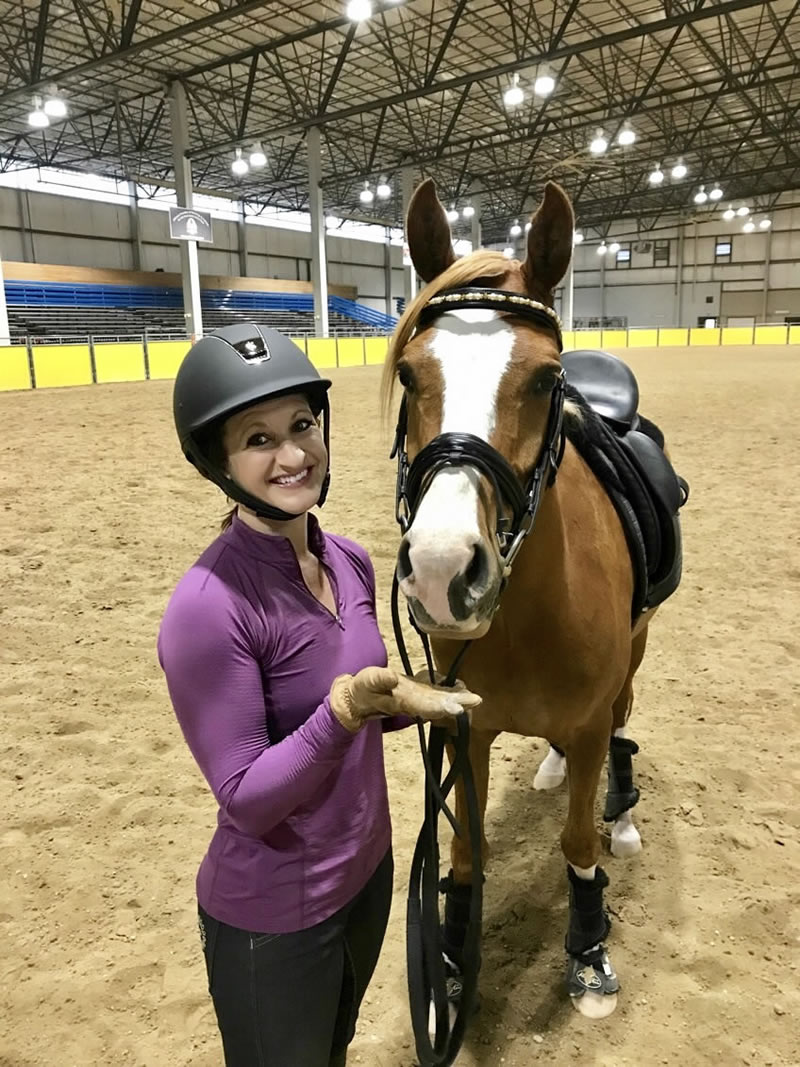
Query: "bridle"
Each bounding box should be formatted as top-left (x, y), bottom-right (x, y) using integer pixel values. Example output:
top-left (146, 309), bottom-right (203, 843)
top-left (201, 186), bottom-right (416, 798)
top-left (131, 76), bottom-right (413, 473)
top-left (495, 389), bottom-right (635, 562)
top-left (390, 285), bottom-right (566, 1067)
top-left (391, 286), bottom-right (566, 573)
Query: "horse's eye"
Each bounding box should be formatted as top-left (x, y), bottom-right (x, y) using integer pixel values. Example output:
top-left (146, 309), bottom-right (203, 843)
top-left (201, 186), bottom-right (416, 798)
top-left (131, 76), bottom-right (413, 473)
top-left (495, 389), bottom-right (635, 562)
top-left (398, 364), bottom-right (415, 392)
top-left (531, 371), bottom-right (558, 395)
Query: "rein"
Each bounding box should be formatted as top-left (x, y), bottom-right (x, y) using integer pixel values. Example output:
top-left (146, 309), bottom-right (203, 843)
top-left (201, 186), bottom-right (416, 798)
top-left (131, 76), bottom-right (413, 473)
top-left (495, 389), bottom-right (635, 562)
top-left (391, 286), bottom-right (564, 1066)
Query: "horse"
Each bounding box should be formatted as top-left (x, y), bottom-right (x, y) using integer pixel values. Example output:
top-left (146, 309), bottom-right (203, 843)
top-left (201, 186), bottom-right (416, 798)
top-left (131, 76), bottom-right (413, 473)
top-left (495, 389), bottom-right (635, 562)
top-left (382, 177), bottom-right (685, 1022)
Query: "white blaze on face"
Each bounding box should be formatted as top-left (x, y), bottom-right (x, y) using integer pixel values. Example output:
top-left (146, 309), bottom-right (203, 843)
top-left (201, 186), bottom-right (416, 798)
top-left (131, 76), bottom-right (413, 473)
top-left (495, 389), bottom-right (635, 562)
top-left (400, 309), bottom-right (516, 625)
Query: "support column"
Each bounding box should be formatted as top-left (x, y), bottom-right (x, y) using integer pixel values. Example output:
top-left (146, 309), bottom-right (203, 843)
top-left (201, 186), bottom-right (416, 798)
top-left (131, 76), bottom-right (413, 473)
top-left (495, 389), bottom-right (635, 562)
top-left (238, 202), bottom-right (248, 278)
top-left (600, 252), bottom-right (606, 324)
top-left (470, 184), bottom-right (483, 251)
top-left (0, 247), bottom-right (10, 345)
top-left (762, 226), bottom-right (772, 322)
top-left (384, 229), bottom-right (393, 317)
top-left (168, 81), bottom-right (203, 342)
top-left (128, 181), bottom-right (143, 271)
top-left (562, 256), bottom-right (574, 330)
top-left (17, 189), bottom-right (35, 263)
top-left (401, 165), bottom-right (418, 305)
top-left (307, 126), bottom-right (329, 338)
top-left (675, 220), bottom-right (685, 327)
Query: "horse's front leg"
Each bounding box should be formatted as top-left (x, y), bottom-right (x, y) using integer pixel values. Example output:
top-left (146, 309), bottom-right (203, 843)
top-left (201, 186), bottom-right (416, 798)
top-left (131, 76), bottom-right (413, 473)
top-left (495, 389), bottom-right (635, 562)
top-left (440, 728), bottom-right (498, 984)
top-left (561, 721), bottom-right (620, 1019)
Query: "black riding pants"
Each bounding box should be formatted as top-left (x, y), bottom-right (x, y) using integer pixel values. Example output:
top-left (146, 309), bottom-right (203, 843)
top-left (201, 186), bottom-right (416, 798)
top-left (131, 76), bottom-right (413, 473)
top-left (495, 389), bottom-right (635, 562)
top-left (197, 849), bottom-right (393, 1067)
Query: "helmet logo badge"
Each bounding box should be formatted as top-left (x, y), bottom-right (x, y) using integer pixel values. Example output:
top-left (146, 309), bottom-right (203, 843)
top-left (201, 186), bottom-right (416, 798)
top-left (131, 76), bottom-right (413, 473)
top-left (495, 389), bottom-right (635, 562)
top-left (232, 336), bottom-right (271, 364)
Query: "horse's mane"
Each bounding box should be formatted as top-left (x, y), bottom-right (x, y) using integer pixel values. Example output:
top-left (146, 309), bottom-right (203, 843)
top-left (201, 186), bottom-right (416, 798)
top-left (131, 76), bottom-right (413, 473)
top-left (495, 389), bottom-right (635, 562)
top-left (380, 250), bottom-right (512, 418)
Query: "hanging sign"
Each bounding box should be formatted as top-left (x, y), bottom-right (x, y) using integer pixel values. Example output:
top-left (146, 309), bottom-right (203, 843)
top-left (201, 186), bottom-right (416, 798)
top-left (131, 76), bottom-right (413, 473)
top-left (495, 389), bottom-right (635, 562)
top-left (169, 206), bottom-right (213, 243)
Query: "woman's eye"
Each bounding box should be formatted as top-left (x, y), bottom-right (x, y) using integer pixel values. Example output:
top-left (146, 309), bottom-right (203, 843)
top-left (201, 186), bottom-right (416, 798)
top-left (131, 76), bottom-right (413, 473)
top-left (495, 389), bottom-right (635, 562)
top-left (246, 433), bottom-right (272, 448)
top-left (293, 419), bottom-right (314, 433)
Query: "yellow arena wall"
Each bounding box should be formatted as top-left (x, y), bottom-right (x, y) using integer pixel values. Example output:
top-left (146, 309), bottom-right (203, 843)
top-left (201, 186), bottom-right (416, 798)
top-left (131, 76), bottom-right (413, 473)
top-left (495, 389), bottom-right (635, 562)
top-left (1, 327), bottom-right (799, 392)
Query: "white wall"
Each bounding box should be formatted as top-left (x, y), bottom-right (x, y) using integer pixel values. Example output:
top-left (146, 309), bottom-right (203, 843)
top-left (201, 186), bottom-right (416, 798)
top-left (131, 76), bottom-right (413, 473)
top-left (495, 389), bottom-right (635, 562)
top-left (0, 186), bottom-right (407, 315)
top-left (563, 191), bottom-right (800, 326)
top-left (2, 183), bottom-right (798, 326)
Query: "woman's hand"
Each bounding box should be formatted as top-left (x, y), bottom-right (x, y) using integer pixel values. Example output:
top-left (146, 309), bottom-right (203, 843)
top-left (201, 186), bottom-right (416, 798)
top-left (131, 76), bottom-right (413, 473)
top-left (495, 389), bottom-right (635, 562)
top-left (329, 666), bottom-right (481, 733)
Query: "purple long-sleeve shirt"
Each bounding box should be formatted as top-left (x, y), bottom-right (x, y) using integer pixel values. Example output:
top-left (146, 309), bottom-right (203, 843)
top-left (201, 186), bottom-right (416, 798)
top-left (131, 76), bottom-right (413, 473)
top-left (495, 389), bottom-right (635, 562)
top-left (157, 513), bottom-right (395, 933)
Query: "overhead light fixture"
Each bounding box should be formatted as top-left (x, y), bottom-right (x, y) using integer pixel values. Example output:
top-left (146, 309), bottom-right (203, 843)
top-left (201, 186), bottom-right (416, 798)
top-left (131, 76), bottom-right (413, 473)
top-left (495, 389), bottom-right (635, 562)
top-left (376, 177), bottom-right (391, 198)
top-left (524, 221), bottom-right (532, 232)
top-left (231, 148), bottom-right (248, 176)
top-left (617, 122), bottom-right (636, 146)
top-left (709, 185), bottom-right (723, 201)
top-left (671, 160), bottom-right (687, 180)
top-left (597, 243), bottom-right (608, 255)
top-left (742, 220), bottom-right (755, 233)
top-left (722, 204), bottom-right (735, 221)
top-left (359, 181), bottom-right (374, 204)
top-left (27, 97), bottom-right (49, 128)
top-left (648, 165), bottom-right (664, 185)
top-left (503, 73), bottom-right (524, 108)
top-left (249, 143), bottom-right (266, 167)
top-left (694, 185), bottom-right (708, 205)
top-left (573, 231), bottom-right (584, 244)
top-left (43, 91), bottom-right (67, 119)
top-left (589, 129), bottom-right (608, 155)
top-left (325, 215), bottom-right (341, 228)
top-left (461, 204), bottom-right (475, 219)
top-left (759, 217), bottom-right (771, 229)
top-left (509, 219), bottom-right (522, 237)
top-left (737, 205), bottom-right (749, 216)
top-left (446, 205), bottom-right (459, 223)
top-left (502, 246), bottom-right (515, 258)
top-left (346, 0), bottom-right (372, 21)
top-left (609, 241), bottom-right (621, 254)
top-left (533, 72), bottom-right (555, 97)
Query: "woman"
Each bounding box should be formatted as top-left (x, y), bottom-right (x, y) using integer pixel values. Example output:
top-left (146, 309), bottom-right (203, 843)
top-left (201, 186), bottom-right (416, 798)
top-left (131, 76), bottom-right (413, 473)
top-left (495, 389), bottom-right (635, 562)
top-left (158, 323), bottom-right (480, 1066)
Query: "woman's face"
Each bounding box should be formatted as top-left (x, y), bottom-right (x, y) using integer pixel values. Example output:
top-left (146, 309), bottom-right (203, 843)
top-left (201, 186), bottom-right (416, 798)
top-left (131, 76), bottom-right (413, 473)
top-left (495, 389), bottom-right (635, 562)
top-left (222, 392), bottom-right (328, 514)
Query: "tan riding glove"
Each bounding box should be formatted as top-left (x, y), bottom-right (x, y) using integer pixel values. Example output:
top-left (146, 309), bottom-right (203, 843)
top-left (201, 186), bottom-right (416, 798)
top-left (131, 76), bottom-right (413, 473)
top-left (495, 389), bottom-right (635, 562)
top-left (329, 666), bottom-right (481, 734)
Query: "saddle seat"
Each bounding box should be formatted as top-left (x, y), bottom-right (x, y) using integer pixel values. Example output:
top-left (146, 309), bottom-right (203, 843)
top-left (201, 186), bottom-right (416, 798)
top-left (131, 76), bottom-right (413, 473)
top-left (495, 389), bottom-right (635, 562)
top-left (561, 349), bottom-right (689, 618)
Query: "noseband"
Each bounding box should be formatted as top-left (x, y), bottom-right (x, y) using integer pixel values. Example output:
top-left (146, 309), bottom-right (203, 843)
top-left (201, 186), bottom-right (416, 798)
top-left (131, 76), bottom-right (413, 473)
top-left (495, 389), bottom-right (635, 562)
top-left (391, 286), bottom-right (566, 572)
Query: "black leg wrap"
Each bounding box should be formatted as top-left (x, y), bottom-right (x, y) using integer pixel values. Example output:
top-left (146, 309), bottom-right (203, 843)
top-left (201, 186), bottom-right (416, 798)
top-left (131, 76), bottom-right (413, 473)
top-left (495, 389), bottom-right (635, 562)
top-left (603, 736), bottom-right (640, 822)
top-left (564, 865), bottom-right (619, 999)
top-left (565, 865), bottom-right (611, 957)
top-left (439, 869), bottom-right (473, 969)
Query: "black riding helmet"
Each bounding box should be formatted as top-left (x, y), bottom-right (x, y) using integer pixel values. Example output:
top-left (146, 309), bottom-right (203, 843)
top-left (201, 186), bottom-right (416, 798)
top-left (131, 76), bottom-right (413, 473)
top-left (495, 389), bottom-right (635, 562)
top-left (173, 323), bottom-right (332, 522)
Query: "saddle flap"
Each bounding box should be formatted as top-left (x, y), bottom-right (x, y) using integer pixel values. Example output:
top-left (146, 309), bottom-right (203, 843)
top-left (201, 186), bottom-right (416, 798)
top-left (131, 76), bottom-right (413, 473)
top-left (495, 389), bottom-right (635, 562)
top-left (619, 431), bottom-right (683, 517)
top-left (562, 349), bottom-right (639, 430)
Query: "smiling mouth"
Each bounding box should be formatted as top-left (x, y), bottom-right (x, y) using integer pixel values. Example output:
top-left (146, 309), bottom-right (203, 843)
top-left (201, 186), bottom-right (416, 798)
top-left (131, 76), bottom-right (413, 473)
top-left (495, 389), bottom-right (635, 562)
top-left (270, 466), bottom-right (313, 488)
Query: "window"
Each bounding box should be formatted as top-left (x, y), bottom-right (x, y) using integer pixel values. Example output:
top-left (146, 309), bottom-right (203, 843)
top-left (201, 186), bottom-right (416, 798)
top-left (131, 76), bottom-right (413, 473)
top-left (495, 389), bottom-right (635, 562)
top-left (615, 244), bottom-right (631, 269)
top-left (715, 238), bottom-right (732, 263)
top-left (653, 239), bottom-right (670, 266)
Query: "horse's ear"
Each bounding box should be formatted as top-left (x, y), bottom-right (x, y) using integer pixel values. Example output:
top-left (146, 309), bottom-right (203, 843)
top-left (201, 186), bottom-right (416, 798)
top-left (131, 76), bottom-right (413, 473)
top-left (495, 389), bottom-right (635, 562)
top-left (406, 177), bottom-right (456, 284)
top-left (521, 181), bottom-right (574, 299)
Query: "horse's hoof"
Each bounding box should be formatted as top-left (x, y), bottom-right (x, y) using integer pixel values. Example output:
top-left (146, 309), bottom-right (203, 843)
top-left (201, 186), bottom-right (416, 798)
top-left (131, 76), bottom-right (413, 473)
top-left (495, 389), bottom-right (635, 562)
top-left (533, 750), bottom-right (566, 790)
top-left (566, 947), bottom-right (619, 1018)
top-left (610, 817), bottom-right (642, 858)
top-left (571, 990), bottom-right (618, 1018)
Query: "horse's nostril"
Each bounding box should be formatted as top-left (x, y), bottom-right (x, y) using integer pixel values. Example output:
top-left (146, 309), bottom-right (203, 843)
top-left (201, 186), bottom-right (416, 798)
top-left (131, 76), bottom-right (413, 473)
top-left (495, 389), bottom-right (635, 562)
top-left (464, 543), bottom-right (489, 592)
top-left (397, 538), bottom-right (413, 581)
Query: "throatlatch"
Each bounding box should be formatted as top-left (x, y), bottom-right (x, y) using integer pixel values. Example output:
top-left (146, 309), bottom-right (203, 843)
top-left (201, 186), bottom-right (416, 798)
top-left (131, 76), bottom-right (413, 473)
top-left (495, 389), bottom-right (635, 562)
top-left (603, 736), bottom-right (640, 822)
top-left (565, 865), bottom-right (619, 1000)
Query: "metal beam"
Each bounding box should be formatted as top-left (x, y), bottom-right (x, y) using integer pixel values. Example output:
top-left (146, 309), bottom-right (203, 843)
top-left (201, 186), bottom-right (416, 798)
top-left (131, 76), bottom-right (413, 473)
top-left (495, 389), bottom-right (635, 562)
top-left (31, 0), bottom-right (50, 83)
top-left (424, 0), bottom-right (468, 86)
top-left (120, 0), bottom-right (144, 50)
top-left (187, 0), bottom-right (772, 158)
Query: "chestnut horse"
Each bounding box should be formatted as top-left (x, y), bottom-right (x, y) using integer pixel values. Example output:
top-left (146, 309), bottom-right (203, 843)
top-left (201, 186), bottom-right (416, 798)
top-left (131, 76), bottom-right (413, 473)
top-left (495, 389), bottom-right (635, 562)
top-left (383, 178), bottom-right (661, 1020)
